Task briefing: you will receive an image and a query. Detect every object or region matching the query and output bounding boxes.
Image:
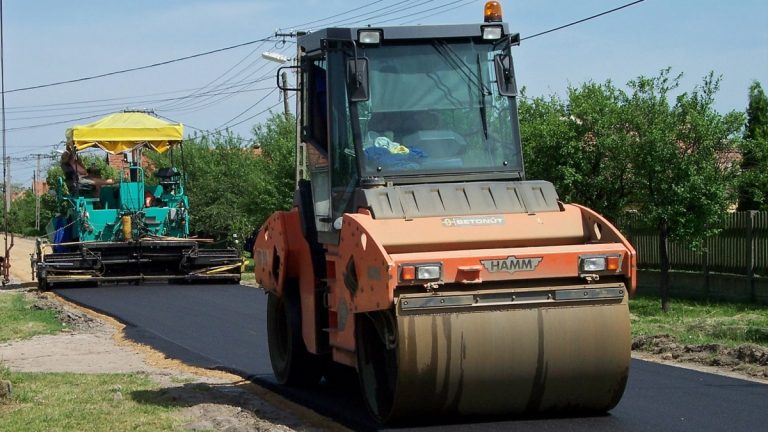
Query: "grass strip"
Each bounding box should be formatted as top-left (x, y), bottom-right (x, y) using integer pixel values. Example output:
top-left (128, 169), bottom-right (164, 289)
top-left (630, 295), bottom-right (768, 347)
top-left (0, 293), bottom-right (62, 343)
top-left (0, 368), bottom-right (181, 432)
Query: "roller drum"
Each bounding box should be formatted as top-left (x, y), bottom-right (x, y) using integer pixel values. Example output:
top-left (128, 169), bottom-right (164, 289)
top-left (357, 290), bottom-right (630, 423)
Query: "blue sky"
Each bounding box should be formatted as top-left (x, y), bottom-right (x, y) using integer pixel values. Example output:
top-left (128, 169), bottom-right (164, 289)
top-left (2, 0), bottom-right (767, 185)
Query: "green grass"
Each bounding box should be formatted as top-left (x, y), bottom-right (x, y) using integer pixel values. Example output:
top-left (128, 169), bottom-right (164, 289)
top-left (0, 294), bottom-right (63, 343)
top-left (0, 368), bottom-right (181, 432)
top-left (243, 257), bottom-right (254, 273)
top-left (630, 296), bottom-right (768, 347)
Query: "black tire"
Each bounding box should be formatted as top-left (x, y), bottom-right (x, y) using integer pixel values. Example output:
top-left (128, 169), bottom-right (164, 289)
top-left (37, 277), bottom-right (50, 292)
top-left (266, 290), bottom-right (323, 386)
top-left (356, 312), bottom-right (399, 423)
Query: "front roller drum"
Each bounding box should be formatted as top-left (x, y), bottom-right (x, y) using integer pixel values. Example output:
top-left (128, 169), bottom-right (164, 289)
top-left (356, 297), bottom-right (631, 423)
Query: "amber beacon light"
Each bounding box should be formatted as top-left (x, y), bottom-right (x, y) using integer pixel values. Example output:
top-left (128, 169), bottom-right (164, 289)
top-left (484, 1), bottom-right (503, 22)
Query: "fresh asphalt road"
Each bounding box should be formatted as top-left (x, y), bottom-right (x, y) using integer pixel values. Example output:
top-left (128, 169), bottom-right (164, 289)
top-left (55, 284), bottom-right (768, 431)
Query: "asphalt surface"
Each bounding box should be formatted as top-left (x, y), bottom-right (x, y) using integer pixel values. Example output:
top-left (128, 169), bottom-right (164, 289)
top-left (56, 284), bottom-right (768, 431)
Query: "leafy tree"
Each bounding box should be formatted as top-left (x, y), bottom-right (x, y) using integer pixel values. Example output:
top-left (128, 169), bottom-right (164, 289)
top-left (737, 81), bottom-right (768, 210)
top-left (519, 93), bottom-right (582, 200)
top-left (8, 189), bottom-right (55, 236)
top-left (746, 81), bottom-right (768, 142)
top-left (145, 112), bottom-right (296, 248)
top-left (521, 69), bottom-right (743, 311)
top-left (246, 112), bottom-right (296, 225)
top-left (520, 82), bottom-right (634, 221)
top-left (621, 70), bottom-right (743, 311)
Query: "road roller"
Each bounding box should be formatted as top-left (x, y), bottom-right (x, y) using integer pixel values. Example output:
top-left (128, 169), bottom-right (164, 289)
top-left (254, 1), bottom-right (636, 423)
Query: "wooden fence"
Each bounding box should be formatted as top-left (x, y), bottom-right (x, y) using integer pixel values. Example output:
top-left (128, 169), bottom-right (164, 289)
top-left (622, 211), bottom-right (768, 278)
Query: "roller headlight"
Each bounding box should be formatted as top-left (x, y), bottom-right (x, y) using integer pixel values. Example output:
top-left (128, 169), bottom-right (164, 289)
top-left (581, 257), bottom-right (607, 272)
top-left (416, 265), bottom-right (441, 280)
top-left (579, 255), bottom-right (621, 273)
top-left (400, 263), bottom-right (442, 282)
top-left (482, 25), bottom-right (503, 40)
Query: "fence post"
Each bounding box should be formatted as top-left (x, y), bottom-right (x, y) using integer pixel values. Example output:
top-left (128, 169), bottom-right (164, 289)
top-left (703, 239), bottom-right (710, 299)
top-left (748, 211), bottom-right (757, 302)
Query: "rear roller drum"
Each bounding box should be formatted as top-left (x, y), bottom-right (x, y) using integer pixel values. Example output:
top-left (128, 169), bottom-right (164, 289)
top-left (266, 290), bottom-right (323, 386)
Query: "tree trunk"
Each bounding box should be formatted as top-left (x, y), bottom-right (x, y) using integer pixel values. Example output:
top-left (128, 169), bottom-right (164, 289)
top-left (659, 219), bottom-right (670, 313)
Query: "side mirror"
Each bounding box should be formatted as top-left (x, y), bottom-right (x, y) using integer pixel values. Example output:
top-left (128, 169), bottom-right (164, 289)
top-left (346, 58), bottom-right (369, 102)
top-left (494, 54), bottom-right (517, 97)
top-left (277, 66), bottom-right (301, 91)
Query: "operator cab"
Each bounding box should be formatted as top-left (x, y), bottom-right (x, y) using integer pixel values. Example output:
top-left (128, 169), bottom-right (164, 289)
top-left (286, 20), bottom-right (524, 242)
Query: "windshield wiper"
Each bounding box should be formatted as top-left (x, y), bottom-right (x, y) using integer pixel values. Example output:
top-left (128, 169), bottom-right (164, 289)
top-left (432, 41), bottom-right (491, 97)
top-left (431, 41), bottom-right (491, 139)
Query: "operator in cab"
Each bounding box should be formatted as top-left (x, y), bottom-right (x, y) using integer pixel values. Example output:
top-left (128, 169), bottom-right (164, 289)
top-left (60, 150), bottom-right (114, 196)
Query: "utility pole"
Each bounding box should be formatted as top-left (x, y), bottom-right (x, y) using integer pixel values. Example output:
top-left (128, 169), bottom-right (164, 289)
top-left (281, 71), bottom-right (290, 118)
top-left (0, 0), bottom-right (10, 285)
top-left (274, 30), bottom-right (307, 185)
top-left (3, 156), bottom-right (8, 214)
top-left (34, 154), bottom-right (41, 230)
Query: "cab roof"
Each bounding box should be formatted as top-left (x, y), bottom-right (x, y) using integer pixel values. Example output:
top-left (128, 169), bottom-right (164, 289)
top-left (298, 23), bottom-right (515, 53)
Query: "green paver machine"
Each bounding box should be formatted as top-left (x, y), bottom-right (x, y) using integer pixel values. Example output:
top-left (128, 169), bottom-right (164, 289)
top-left (31, 112), bottom-right (243, 289)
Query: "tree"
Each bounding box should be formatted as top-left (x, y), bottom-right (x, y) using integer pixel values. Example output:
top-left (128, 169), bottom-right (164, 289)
top-left (521, 69), bottom-right (744, 312)
top-left (245, 112), bottom-right (296, 226)
top-left (520, 82), bottom-right (635, 222)
top-left (145, 112), bottom-right (296, 247)
top-left (737, 81), bottom-right (768, 210)
top-left (623, 70), bottom-right (744, 311)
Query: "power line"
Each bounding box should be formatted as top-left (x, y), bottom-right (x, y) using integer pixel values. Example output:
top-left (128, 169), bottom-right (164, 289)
top-left (216, 88), bottom-right (279, 130)
top-left (373, 0), bottom-right (468, 26)
top-left (159, 49), bottom-right (287, 113)
top-left (6, 87), bottom-right (276, 121)
top-left (322, 0), bottom-right (412, 27)
top-left (0, 0), bottom-right (650, 142)
top-left (398, 0), bottom-right (475, 25)
top-left (4, 37), bottom-right (281, 94)
top-left (522, 0), bottom-right (646, 41)
top-left (2, 1), bottom-right (411, 96)
top-left (154, 40), bottom-right (273, 112)
top-left (278, 0), bottom-right (387, 31)
top-left (3, 112), bottom-right (113, 133)
top-left (5, 79), bottom-right (272, 112)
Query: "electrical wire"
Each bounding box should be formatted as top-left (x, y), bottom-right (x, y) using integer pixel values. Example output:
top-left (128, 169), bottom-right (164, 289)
top-left (522, 0), bottom-right (646, 41)
top-left (159, 48), bottom-right (288, 113)
top-left (323, 0), bottom-right (415, 27)
top-left (0, 0), bottom-right (650, 145)
top-left (155, 40), bottom-right (273, 111)
top-left (2, 1), bottom-right (417, 96)
top-left (373, 0), bottom-right (468, 25)
top-left (216, 88), bottom-right (279, 130)
top-left (398, 0), bottom-right (475, 25)
top-left (5, 79), bottom-right (273, 112)
top-left (277, 0), bottom-right (387, 31)
top-left (4, 37), bottom-right (281, 94)
top-left (6, 87), bottom-right (276, 121)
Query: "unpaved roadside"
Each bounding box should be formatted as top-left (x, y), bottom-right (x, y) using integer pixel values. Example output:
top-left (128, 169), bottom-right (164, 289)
top-left (3, 235), bottom-right (35, 285)
top-left (631, 334), bottom-right (768, 382)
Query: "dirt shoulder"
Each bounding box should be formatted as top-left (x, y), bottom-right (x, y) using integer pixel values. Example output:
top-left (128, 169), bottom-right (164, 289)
top-left (3, 235), bottom-right (35, 285)
top-left (0, 289), bottom-right (343, 432)
top-left (631, 334), bottom-right (768, 383)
